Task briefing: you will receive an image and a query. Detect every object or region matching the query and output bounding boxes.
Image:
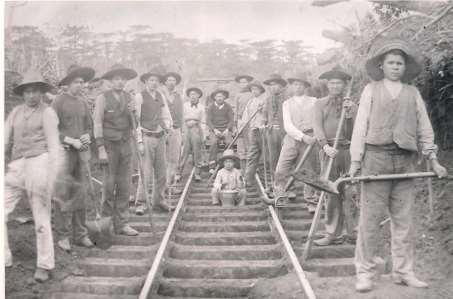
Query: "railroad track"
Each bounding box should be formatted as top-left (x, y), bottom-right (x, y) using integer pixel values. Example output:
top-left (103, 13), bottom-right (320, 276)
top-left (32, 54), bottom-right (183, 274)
top-left (49, 166), bottom-right (356, 299)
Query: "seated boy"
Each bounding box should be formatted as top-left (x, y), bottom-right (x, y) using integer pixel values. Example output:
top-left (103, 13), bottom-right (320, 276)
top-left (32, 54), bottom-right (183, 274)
top-left (211, 149), bottom-right (246, 206)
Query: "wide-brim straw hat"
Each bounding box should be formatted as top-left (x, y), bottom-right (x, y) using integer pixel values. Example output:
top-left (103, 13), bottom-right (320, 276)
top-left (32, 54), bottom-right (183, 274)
top-left (102, 64), bottom-right (138, 81)
top-left (13, 69), bottom-right (53, 95)
top-left (319, 66), bottom-right (352, 82)
top-left (219, 149), bottom-right (240, 166)
top-left (365, 38), bottom-right (422, 82)
top-left (263, 74), bottom-right (287, 87)
top-left (211, 89), bottom-right (229, 100)
top-left (59, 65), bottom-right (95, 86)
top-left (161, 72), bottom-right (182, 84)
top-left (235, 74), bottom-right (254, 83)
top-left (186, 87), bottom-right (203, 98)
top-left (287, 73), bottom-right (311, 87)
top-left (248, 80), bottom-right (265, 94)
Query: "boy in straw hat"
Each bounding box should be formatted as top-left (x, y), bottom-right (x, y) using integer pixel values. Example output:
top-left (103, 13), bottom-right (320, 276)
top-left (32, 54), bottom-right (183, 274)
top-left (312, 66), bottom-right (358, 247)
top-left (350, 38), bottom-right (447, 292)
top-left (93, 63), bottom-right (139, 236)
top-left (134, 70), bottom-right (174, 214)
top-left (211, 149), bottom-right (246, 206)
top-left (233, 74), bottom-right (255, 176)
top-left (4, 71), bottom-right (60, 282)
top-left (52, 65), bottom-right (96, 251)
top-left (273, 73), bottom-right (319, 210)
top-left (177, 87), bottom-right (206, 182)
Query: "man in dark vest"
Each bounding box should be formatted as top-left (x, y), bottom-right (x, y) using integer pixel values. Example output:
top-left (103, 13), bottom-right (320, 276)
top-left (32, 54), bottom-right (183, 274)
top-left (351, 39), bottom-right (447, 292)
top-left (134, 70), bottom-right (174, 214)
top-left (160, 72), bottom-right (184, 188)
top-left (93, 64), bottom-right (139, 236)
top-left (5, 71), bottom-right (60, 282)
top-left (52, 65), bottom-right (96, 251)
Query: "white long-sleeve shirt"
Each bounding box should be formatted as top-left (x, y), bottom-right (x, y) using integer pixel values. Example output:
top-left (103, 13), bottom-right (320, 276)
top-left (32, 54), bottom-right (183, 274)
top-left (350, 79), bottom-right (438, 162)
top-left (282, 95), bottom-right (316, 142)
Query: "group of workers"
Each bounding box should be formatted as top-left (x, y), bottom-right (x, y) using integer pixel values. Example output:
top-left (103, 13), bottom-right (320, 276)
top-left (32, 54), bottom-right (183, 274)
top-left (4, 37), bottom-right (448, 294)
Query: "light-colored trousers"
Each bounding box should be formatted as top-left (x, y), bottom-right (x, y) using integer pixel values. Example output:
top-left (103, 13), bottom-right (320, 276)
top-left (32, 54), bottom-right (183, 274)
top-left (355, 149), bottom-right (417, 279)
top-left (136, 134), bottom-right (167, 207)
top-left (179, 125), bottom-right (204, 176)
top-left (4, 153), bottom-right (55, 270)
top-left (266, 126), bottom-right (284, 174)
top-left (274, 134), bottom-right (319, 200)
top-left (166, 128), bottom-right (182, 185)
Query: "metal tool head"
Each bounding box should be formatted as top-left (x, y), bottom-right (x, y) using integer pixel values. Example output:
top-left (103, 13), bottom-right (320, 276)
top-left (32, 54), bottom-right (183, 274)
top-left (300, 176), bottom-right (340, 194)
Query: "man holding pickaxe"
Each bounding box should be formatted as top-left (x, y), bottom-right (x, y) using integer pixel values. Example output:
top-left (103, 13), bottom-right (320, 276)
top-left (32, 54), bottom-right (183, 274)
top-left (312, 66), bottom-right (358, 246)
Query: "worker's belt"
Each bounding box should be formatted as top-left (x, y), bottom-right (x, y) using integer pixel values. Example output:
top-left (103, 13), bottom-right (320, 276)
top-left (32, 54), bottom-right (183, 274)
top-left (365, 143), bottom-right (413, 155)
top-left (303, 128), bottom-right (313, 134)
top-left (142, 130), bottom-right (165, 138)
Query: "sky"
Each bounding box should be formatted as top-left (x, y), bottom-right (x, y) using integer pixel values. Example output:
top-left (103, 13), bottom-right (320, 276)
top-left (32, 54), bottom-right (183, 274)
top-left (5, 0), bottom-right (373, 53)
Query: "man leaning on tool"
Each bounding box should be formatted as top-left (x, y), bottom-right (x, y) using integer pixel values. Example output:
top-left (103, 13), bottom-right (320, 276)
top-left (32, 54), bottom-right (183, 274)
top-left (4, 72), bottom-right (60, 282)
top-left (350, 38), bottom-right (447, 293)
top-left (134, 70), bottom-right (174, 214)
top-left (312, 66), bottom-right (357, 247)
top-left (52, 65), bottom-right (96, 251)
top-left (273, 73), bottom-right (318, 211)
top-left (93, 64), bottom-right (139, 236)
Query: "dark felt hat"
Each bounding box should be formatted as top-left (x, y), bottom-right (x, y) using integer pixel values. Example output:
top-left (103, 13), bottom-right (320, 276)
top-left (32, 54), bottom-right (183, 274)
top-left (287, 72), bottom-right (311, 87)
top-left (59, 64), bottom-right (95, 86)
top-left (319, 66), bottom-right (352, 82)
top-left (102, 64), bottom-right (137, 81)
top-left (263, 74), bottom-right (287, 87)
top-left (140, 70), bottom-right (163, 83)
top-left (210, 89), bottom-right (229, 100)
top-left (365, 38), bottom-right (422, 82)
top-left (219, 149), bottom-right (240, 166)
top-left (186, 87), bottom-right (203, 98)
top-left (248, 80), bottom-right (265, 94)
top-left (234, 74), bottom-right (254, 83)
top-left (161, 72), bottom-right (182, 85)
top-left (13, 69), bottom-right (53, 95)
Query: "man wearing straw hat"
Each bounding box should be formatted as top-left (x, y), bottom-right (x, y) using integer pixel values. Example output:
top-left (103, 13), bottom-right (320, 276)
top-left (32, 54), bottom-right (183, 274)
top-left (233, 74), bottom-right (254, 175)
top-left (93, 64), bottom-right (139, 236)
top-left (312, 66), bottom-right (357, 247)
top-left (160, 71), bottom-right (184, 188)
top-left (177, 87), bottom-right (206, 182)
top-left (52, 65), bottom-right (96, 251)
top-left (273, 73), bottom-right (318, 210)
top-left (4, 71), bottom-right (60, 282)
top-left (350, 38), bottom-right (447, 292)
top-left (134, 70), bottom-right (174, 214)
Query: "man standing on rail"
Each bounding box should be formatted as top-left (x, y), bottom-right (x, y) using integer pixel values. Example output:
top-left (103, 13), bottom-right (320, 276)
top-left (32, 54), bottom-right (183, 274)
top-left (312, 66), bottom-right (357, 247)
top-left (4, 72), bottom-right (60, 282)
top-left (134, 70), bottom-right (174, 214)
top-left (273, 73), bottom-right (318, 212)
top-left (93, 63), bottom-right (139, 236)
top-left (263, 74), bottom-right (287, 175)
top-left (241, 81), bottom-right (266, 195)
top-left (52, 65), bottom-right (96, 251)
top-left (350, 39), bottom-right (448, 292)
top-left (177, 87), bottom-right (206, 181)
top-left (233, 74), bottom-right (254, 176)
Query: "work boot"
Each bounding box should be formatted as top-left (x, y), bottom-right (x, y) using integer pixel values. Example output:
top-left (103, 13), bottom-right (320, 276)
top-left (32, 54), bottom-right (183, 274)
top-left (313, 235), bottom-right (343, 246)
top-left (116, 225), bottom-right (139, 236)
top-left (393, 275), bottom-right (428, 288)
top-left (167, 187), bottom-right (183, 196)
top-left (194, 174), bottom-right (202, 182)
top-left (57, 238), bottom-right (71, 252)
top-left (308, 204), bottom-right (316, 214)
top-left (355, 277), bottom-right (373, 293)
top-left (75, 236), bottom-right (94, 248)
top-left (135, 205), bottom-right (146, 216)
top-left (34, 268), bottom-right (50, 283)
top-left (175, 174), bottom-right (182, 183)
top-left (152, 202), bottom-right (175, 213)
top-left (287, 191), bottom-right (297, 200)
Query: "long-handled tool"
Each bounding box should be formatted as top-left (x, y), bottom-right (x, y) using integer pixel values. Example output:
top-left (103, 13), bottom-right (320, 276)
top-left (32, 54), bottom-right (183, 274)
top-left (301, 171), bottom-right (453, 195)
top-left (260, 126), bottom-right (270, 192)
top-left (302, 77), bottom-right (353, 262)
top-left (208, 104), bottom-right (263, 184)
top-left (273, 142), bottom-right (316, 207)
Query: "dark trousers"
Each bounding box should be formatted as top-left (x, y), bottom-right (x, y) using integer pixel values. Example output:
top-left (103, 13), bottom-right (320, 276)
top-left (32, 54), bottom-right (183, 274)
top-left (102, 139), bottom-right (132, 230)
top-left (208, 129), bottom-right (232, 164)
top-left (245, 128), bottom-right (263, 187)
top-left (267, 126), bottom-right (284, 174)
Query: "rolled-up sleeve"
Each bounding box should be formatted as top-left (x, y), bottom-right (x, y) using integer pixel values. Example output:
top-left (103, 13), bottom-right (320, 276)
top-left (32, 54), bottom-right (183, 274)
top-left (93, 94), bottom-right (106, 147)
top-left (4, 106), bottom-right (19, 157)
top-left (414, 88), bottom-right (438, 158)
top-left (43, 107), bottom-right (61, 194)
top-left (283, 101), bottom-right (304, 141)
top-left (350, 85), bottom-right (372, 162)
top-left (134, 93), bottom-right (144, 143)
top-left (160, 93), bottom-right (174, 130)
top-left (313, 101), bottom-right (327, 147)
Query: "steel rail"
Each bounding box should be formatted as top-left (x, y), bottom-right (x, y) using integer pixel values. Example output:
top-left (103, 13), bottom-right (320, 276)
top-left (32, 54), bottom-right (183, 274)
top-left (255, 173), bottom-right (317, 299)
top-left (139, 168), bottom-right (196, 299)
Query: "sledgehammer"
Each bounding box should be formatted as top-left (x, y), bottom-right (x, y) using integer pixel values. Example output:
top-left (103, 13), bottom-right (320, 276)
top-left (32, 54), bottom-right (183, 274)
top-left (301, 171), bottom-right (453, 195)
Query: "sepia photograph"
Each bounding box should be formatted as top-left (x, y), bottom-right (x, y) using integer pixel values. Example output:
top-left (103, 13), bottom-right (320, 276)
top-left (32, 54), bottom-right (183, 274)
top-left (3, 0), bottom-right (453, 298)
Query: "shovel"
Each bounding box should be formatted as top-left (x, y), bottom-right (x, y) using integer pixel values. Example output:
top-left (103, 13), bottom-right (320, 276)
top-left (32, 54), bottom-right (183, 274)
top-left (302, 171), bottom-right (453, 195)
